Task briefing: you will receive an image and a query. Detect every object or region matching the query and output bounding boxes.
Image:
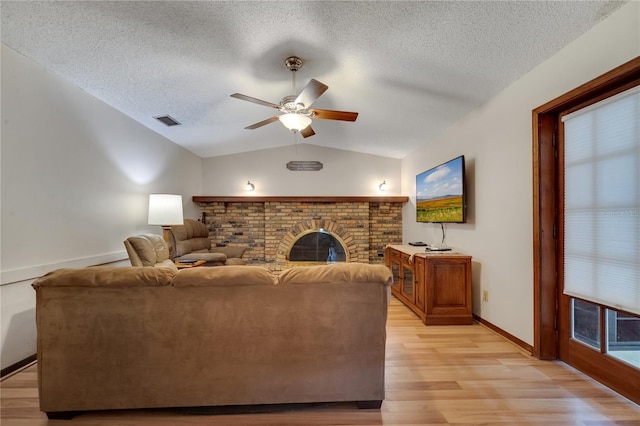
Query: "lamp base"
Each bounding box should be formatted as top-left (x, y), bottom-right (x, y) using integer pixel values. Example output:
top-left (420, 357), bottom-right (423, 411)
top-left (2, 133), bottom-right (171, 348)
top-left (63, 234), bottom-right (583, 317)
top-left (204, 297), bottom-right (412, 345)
top-left (161, 226), bottom-right (173, 253)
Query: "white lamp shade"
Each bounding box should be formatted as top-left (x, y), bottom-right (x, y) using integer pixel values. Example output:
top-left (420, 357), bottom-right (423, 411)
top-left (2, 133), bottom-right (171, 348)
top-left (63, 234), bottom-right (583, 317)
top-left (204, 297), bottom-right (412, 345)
top-left (148, 194), bottom-right (184, 225)
top-left (278, 113), bottom-right (312, 131)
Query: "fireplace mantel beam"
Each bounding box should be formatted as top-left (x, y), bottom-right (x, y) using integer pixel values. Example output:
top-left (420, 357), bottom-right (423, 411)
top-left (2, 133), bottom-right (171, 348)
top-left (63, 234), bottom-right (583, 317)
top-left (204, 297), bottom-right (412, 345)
top-left (193, 196), bottom-right (408, 204)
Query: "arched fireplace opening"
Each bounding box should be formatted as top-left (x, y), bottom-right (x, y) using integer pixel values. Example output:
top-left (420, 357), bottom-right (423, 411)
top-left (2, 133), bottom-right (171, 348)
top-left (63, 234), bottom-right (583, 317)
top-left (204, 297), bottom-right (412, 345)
top-left (288, 229), bottom-right (347, 263)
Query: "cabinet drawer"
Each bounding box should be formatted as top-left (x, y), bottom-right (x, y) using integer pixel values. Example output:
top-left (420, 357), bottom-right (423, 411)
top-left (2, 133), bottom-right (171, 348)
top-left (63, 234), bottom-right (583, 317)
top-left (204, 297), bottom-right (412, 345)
top-left (389, 249), bottom-right (401, 259)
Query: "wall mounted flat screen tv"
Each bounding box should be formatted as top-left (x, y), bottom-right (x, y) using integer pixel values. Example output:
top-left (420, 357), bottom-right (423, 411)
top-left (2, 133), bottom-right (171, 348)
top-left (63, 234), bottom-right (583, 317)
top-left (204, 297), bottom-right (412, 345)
top-left (416, 155), bottom-right (466, 223)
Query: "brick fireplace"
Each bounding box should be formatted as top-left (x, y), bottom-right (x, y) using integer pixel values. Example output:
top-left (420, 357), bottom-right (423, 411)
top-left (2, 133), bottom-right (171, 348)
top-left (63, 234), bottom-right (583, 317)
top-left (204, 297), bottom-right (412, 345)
top-left (193, 196), bottom-right (407, 271)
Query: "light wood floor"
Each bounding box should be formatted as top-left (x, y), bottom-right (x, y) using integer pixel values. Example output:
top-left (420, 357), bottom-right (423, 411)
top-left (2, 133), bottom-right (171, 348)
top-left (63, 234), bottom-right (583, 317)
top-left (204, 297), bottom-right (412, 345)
top-left (2, 298), bottom-right (639, 425)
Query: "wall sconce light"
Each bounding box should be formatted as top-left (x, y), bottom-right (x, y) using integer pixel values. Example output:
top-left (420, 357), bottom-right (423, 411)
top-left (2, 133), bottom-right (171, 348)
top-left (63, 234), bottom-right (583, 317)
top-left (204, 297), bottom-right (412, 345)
top-left (245, 180), bottom-right (255, 191)
top-left (379, 180), bottom-right (388, 191)
top-left (148, 194), bottom-right (184, 244)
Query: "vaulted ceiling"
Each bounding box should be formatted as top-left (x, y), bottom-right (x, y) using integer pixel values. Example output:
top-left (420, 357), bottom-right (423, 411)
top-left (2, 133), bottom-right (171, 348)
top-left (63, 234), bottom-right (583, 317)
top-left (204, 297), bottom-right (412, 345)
top-left (1, 1), bottom-right (625, 158)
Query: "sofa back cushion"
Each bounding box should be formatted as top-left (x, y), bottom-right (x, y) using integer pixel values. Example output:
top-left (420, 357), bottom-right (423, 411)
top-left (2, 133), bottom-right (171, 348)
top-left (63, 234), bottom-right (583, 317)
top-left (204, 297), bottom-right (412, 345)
top-left (172, 265), bottom-right (277, 287)
top-left (172, 219), bottom-right (209, 241)
top-left (32, 266), bottom-right (176, 289)
top-left (278, 263), bottom-right (393, 287)
top-left (189, 238), bottom-right (212, 253)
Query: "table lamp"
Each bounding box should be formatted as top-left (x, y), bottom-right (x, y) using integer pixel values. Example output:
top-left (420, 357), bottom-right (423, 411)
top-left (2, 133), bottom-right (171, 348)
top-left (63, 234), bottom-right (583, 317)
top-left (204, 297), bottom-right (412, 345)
top-left (147, 194), bottom-right (184, 244)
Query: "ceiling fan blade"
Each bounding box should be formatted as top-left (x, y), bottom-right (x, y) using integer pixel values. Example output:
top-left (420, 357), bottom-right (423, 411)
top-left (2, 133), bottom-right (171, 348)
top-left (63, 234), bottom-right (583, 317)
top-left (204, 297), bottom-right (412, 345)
top-left (300, 126), bottom-right (315, 138)
top-left (310, 109), bottom-right (359, 122)
top-left (231, 93), bottom-right (280, 109)
top-left (245, 116), bottom-right (280, 130)
top-left (295, 79), bottom-right (328, 108)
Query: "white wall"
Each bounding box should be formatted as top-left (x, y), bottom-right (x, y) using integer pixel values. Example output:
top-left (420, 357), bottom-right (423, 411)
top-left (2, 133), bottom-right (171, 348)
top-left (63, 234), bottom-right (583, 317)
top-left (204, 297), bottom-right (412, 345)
top-left (202, 143), bottom-right (401, 196)
top-left (401, 1), bottom-right (640, 345)
top-left (0, 45), bottom-right (203, 369)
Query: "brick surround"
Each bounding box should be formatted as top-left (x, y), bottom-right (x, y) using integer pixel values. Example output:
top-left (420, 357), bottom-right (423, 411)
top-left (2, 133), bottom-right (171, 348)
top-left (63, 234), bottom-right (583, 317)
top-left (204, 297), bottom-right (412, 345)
top-left (195, 199), bottom-right (404, 271)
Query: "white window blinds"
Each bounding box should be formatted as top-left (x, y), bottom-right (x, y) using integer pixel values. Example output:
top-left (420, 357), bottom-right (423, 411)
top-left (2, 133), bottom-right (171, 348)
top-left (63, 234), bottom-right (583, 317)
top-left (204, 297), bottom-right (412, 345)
top-left (562, 85), bottom-right (640, 316)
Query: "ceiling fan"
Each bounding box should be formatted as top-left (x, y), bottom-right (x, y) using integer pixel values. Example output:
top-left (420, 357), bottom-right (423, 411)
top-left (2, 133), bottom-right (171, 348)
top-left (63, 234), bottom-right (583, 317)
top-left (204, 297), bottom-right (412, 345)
top-left (230, 56), bottom-right (358, 138)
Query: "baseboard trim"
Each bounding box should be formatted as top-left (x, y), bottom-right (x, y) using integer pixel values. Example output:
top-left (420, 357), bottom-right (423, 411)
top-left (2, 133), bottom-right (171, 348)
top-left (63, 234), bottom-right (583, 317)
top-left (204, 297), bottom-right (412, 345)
top-left (1, 354), bottom-right (36, 379)
top-left (473, 314), bottom-right (534, 355)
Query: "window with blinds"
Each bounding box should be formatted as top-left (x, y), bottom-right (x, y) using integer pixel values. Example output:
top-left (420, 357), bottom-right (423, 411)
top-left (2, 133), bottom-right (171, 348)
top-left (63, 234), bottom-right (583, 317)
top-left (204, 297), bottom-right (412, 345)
top-left (562, 86), bottom-right (640, 316)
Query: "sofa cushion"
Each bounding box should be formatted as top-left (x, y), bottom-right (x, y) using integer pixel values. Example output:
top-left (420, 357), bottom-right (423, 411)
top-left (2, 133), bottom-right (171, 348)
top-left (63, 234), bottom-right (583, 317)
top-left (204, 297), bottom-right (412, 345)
top-left (210, 246), bottom-right (246, 259)
top-left (172, 265), bottom-right (276, 287)
top-left (189, 219), bottom-right (210, 238)
top-left (32, 267), bottom-right (176, 289)
top-left (175, 219), bottom-right (209, 240)
top-left (175, 252), bottom-right (226, 264)
top-left (190, 237), bottom-right (212, 252)
top-left (174, 238), bottom-right (213, 257)
top-left (278, 263), bottom-right (393, 286)
top-left (174, 241), bottom-right (190, 257)
top-left (172, 224), bottom-right (189, 243)
top-left (183, 219), bottom-right (195, 239)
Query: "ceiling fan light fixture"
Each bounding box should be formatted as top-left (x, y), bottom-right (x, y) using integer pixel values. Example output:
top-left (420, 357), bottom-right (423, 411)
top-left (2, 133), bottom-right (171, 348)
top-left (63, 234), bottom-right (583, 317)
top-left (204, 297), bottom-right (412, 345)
top-left (279, 113), bottom-right (312, 131)
top-left (231, 55), bottom-right (356, 137)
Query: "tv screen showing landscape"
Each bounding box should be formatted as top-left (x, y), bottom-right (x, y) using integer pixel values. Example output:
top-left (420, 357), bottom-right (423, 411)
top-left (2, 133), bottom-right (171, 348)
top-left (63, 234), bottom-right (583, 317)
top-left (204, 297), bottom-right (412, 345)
top-left (416, 155), bottom-right (466, 223)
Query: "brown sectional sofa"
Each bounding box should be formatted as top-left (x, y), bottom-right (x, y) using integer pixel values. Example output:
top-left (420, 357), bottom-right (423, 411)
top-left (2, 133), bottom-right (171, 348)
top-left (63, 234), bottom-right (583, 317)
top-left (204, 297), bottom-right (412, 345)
top-left (32, 262), bottom-right (392, 418)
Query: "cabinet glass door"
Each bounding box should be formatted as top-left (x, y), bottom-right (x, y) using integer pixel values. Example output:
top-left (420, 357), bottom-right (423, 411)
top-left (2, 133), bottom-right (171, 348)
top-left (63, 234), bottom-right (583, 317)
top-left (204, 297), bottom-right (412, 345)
top-left (402, 264), bottom-right (414, 302)
top-left (390, 261), bottom-right (401, 293)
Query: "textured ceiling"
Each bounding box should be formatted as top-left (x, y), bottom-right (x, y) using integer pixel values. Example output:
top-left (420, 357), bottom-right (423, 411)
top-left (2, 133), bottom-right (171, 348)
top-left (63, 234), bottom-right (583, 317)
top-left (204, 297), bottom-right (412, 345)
top-left (0, 1), bottom-right (625, 159)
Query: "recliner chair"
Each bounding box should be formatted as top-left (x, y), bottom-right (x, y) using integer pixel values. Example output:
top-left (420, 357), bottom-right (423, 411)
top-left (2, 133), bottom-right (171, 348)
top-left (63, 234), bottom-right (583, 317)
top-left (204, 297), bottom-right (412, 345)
top-left (123, 234), bottom-right (178, 271)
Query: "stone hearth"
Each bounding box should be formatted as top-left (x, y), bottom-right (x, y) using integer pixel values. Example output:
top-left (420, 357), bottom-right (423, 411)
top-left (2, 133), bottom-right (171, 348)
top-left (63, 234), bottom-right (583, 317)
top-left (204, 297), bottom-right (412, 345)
top-left (193, 196), bottom-right (406, 271)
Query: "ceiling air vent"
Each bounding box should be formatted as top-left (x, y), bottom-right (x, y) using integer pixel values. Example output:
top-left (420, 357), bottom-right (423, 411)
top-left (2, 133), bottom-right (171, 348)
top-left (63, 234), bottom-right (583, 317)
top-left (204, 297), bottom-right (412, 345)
top-left (154, 115), bottom-right (181, 126)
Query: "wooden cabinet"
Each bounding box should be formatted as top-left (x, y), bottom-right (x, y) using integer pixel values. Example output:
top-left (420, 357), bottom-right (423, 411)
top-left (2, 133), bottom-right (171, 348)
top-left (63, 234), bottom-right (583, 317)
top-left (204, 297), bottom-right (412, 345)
top-left (387, 248), bottom-right (419, 306)
top-left (386, 245), bottom-right (472, 325)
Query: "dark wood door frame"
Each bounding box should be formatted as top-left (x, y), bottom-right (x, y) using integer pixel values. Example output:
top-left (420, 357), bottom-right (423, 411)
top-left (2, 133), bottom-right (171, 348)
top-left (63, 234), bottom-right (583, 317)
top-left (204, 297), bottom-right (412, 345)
top-left (533, 56), bottom-right (640, 359)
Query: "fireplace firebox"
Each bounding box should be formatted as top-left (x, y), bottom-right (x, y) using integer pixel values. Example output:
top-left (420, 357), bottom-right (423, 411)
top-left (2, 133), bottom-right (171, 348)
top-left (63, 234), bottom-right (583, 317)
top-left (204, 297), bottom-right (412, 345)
top-left (288, 230), bottom-right (347, 263)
